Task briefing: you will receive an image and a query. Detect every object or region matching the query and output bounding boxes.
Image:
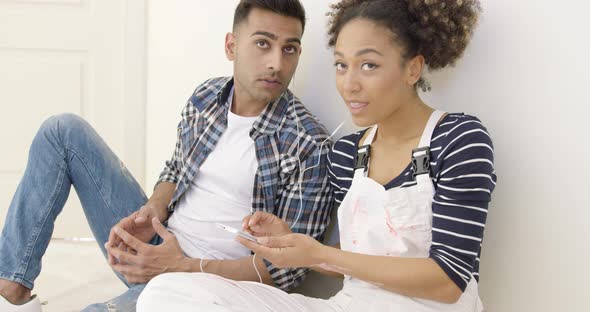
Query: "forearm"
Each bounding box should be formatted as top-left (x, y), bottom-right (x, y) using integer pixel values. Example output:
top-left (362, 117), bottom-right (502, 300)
top-left (179, 255), bottom-right (274, 286)
top-left (310, 265), bottom-right (344, 278)
top-left (146, 182), bottom-right (176, 221)
top-left (310, 244), bottom-right (343, 278)
top-left (318, 246), bottom-right (462, 303)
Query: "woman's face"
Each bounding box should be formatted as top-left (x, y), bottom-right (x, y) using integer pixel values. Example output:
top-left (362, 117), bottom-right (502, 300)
top-left (334, 18), bottom-right (417, 127)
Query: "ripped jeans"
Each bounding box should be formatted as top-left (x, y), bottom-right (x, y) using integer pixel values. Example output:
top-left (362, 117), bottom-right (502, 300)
top-left (0, 114), bottom-right (162, 312)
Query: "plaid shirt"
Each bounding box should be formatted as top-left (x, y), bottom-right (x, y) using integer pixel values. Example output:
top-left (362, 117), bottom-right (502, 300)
top-left (157, 77), bottom-right (334, 291)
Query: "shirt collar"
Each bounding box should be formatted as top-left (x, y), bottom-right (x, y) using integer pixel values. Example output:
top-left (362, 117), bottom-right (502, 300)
top-left (215, 77), bottom-right (291, 139)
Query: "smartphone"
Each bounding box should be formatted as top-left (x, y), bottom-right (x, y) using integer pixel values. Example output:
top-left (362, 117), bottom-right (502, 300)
top-left (215, 223), bottom-right (258, 243)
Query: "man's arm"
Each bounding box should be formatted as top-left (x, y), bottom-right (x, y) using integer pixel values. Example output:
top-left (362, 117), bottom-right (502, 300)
top-left (108, 218), bottom-right (276, 285)
top-left (145, 181), bottom-right (175, 222)
top-left (180, 255), bottom-right (274, 285)
top-left (108, 144), bottom-right (333, 287)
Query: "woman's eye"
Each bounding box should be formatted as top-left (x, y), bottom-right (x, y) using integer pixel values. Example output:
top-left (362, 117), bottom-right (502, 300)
top-left (334, 62), bottom-right (347, 71)
top-left (361, 63), bottom-right (378, 71)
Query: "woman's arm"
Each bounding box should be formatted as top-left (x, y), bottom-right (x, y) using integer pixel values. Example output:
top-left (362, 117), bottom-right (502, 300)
top-left (239, 235), bottom-right (461, 303)
top-left (316, 245), bottom-right (462, 303)
top-left (309, 244), bottom-right (344, 278)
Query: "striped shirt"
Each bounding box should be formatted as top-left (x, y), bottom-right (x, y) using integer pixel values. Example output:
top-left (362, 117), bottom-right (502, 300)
top-left (327, 113), bottom-right (496, 292)
top-left (158, 77), bottom-right (334, 291)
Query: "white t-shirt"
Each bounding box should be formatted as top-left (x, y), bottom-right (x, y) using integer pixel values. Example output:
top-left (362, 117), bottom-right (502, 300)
top-left (167, 88), bottom-right (258, 259)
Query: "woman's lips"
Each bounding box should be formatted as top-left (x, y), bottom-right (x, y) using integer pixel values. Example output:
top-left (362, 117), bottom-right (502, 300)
top-left (348, 101), bottom-right (369, 114)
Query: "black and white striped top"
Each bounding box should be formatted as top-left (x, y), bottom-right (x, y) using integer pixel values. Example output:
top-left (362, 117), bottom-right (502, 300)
top-left (327, 113), bottom-right (497, 292)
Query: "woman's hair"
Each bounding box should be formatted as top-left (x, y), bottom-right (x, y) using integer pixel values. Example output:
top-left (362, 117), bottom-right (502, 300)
top-left (327, 0), bottom-right (481, 91)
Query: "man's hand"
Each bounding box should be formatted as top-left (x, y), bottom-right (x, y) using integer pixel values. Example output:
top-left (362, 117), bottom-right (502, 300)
top-left (241, 211), bottom-right (292, 238)
top-left (106, 217), bottom-right (187, 284)
top-left (106, 204), bottom-right (165, 265)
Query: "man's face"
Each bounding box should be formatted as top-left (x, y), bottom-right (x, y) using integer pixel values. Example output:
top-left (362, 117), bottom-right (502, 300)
top-left (226, 8), bottom-right (303, 105)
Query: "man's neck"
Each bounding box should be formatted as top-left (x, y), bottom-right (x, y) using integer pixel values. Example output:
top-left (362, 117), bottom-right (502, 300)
top-left (231, 82), bottom-right (268, 117)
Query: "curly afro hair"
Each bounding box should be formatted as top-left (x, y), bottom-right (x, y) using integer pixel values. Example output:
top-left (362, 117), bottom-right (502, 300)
top-left (327, 0), bottom-right (481, 91)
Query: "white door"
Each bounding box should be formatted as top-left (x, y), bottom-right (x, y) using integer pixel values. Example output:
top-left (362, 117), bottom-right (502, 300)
top-left (0, 0), bottom-right (146, 238)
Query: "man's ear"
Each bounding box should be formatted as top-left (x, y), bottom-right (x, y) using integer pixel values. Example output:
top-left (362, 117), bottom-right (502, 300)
top-left (225, 32), bottom-right (236, 61)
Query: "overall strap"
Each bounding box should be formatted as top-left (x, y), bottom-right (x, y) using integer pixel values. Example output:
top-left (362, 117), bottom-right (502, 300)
top-left (412, 110), bottom-right (446, 184)
top-left (353, 126), bottom-right (377, 178)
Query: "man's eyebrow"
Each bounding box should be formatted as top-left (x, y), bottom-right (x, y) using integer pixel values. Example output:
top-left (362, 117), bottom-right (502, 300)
top-left (252, 31), bottom-right (301, 45)
top-left (286, 38), bottom-right (301, 45)
top-left (251, 31), bottom-right (277, 40)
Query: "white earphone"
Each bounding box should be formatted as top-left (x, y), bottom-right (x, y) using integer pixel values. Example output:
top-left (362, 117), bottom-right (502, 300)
top-left (289, 73), bottom-right (346, 229)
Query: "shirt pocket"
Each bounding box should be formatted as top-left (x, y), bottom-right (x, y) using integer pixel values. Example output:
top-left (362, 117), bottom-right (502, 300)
top-left (278, 154), bottom-right (299, 182)
top-left (178, 118), bottom-right (199, 157)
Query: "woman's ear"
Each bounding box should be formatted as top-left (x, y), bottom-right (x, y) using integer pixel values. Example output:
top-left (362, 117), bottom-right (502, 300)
top-left (406, 54), bottom-right (425, 86)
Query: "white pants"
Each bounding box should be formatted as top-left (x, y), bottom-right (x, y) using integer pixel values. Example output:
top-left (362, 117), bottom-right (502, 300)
top-left (137, 272), bottom-right (355, 312)
top-left (136, 272), bottom-right (482, 312)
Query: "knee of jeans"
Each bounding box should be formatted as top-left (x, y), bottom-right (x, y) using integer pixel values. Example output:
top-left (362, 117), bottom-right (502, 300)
top-left (41, 113), bottom-right (88, 135)
top-left (40, 113), bottom-right (91, 145)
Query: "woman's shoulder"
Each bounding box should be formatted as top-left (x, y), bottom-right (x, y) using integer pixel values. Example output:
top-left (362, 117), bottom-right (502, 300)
top-left (430, 112), bottom-right (496, 182)
top-left (431, 112), bottom-right (494, 149)
top-left (332, 128), bottom-right (368, 154)
top-left (328, 129), bottom-right (369, 174)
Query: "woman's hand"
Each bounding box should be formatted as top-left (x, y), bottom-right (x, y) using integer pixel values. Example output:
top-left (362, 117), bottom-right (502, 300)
top-left (237, 233), bottom-right (324, 269)
top-left (241, 211), bottom-right (292, 237)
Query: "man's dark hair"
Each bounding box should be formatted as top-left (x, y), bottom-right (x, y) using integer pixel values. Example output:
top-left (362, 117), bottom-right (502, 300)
top-left (233, 0), bottom-right (306, 33)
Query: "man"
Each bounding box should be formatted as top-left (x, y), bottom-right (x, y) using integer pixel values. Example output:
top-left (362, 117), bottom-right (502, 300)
top-left (0, 1), bottom-right (334, 311)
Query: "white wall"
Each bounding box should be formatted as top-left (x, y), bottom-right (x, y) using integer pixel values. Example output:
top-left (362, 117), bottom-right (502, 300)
top-left (0, 0), bottom-right (146, 238)
top-left (421, 1), bottom-right (590, 310)
top-left (145, 0), bottom-right (353, 191)
top-left (146, 1), bottom-right (590, 310)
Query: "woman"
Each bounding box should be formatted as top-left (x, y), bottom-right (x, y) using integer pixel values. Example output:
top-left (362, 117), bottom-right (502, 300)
top-left (138, 0), bottom-right (495, 311)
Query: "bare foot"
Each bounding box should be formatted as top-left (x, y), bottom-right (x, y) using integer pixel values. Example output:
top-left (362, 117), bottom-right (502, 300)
top-left (0, 279), bottom-right (32, 305)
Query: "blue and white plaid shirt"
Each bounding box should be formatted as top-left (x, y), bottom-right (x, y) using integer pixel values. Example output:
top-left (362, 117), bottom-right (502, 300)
top-left (157, 77), bottom-right (334, 291)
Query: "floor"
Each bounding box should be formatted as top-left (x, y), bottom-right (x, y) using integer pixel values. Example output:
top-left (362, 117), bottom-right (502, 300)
top-left (33, 240), bottom-right (127, 312)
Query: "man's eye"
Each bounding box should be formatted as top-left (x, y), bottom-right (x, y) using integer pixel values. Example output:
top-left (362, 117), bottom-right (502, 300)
top-left (284, 46), bottom-right (297, 54)
top-left (256, 41), bottom-right (269, 48)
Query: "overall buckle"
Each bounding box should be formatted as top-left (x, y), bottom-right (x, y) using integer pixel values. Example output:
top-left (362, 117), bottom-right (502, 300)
top-left (354, 145), bottom-right (371, 170)
top-left (412, 146), bottom-right (431, 179)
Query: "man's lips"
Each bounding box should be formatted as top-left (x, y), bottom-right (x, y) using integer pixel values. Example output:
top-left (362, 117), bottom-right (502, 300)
top-left (258, 78), bottom-right (282, 85)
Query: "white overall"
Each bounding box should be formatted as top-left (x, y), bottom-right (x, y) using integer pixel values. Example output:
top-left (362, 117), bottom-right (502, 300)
top-left (335, 110), bottom-right (484, 311)
top-left (137, 111), bottom-right (484, 312)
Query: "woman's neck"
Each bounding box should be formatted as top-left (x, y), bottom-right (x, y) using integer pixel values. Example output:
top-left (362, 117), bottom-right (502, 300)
top-left (375, 95), bottom-right (433, 145)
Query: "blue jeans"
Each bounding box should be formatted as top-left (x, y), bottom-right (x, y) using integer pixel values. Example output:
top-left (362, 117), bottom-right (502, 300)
top-left (0, 114), bottom-right (162, 311)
